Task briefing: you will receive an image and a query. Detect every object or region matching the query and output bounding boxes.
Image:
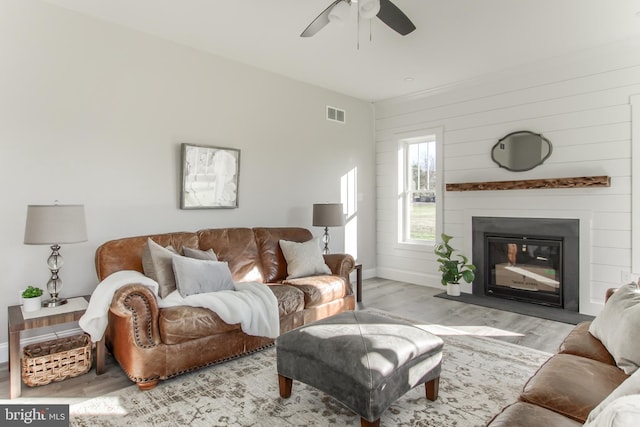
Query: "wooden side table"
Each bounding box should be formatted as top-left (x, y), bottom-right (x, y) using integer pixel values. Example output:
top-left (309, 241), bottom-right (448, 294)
top-left (7, 295), bottom-right (105, 399)
top-left (355, 263), bottom-right (363, 302)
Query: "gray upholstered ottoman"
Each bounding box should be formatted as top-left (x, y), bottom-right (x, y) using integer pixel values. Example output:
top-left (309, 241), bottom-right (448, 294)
top-left (276, 311), bottom-right (444, 427)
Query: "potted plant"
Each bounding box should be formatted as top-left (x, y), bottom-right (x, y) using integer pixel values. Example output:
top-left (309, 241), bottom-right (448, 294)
top-left (434, 233), bottom-right (476, 296)
top-left (21, 286), bottom-right (43, 312)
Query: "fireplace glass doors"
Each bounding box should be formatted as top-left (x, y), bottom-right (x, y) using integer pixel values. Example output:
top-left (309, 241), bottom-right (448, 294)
top-left (486, 236), bottom-right (563, 308)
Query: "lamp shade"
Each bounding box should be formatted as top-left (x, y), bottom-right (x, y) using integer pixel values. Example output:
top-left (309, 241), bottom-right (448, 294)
top-left (312, 203), bottom-right (345, 227)
top-left (24, 204), bottom-right (88, 245)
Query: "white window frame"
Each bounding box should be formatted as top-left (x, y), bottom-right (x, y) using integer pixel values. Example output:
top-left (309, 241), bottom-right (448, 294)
top-left (396, 127), bottom-right (444, 248)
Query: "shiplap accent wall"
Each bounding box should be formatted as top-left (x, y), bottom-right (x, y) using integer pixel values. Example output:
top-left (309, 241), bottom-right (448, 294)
top-left (374, 38), bottom-right (640, 316)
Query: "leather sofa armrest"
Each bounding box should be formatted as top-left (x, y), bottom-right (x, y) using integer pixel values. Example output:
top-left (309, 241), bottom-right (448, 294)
top-left (109, 284), bottom-right (162, 348)
top-left (323, 253), bottom-right (356, 293)
top-left (324, 253), bottom-right (355, 276)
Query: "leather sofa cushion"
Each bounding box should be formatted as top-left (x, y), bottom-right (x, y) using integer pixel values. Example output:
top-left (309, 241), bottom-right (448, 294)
top-left (487, 402), bottom-right (582, 427)
top-left (520, 353), bottom-right (629, 423)
top-left (558, 321), bottom-right (616, 365)
top-left (267, 284), bottom-right (305, 316)
top-left (283, 275), bottom-right (347, 307)
top-left (586, 368), bottom-right (640, 423)
top-left (159, 306), bottom-right (240, 345)
top-left (196, 228), bottom-right (264, 283)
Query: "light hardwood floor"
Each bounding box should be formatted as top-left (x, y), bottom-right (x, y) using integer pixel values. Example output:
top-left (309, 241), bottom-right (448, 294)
top-left (0, 277), bottom-right (574, 400)
top-left (359, 277), bottom-right (574, 353)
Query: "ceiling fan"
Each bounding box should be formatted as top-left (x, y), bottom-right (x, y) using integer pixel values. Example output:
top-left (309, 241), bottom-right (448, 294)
top-left (301, 0), bottom-right (416, 37)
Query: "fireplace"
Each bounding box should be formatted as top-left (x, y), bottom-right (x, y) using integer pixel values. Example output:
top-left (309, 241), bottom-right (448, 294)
top-left (486, 235), bottom-right (563, 307)
top-left (472, 217), bottom-right (580, 312)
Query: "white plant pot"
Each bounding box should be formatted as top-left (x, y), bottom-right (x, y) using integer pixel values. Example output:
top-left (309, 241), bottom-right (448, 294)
top-left (446, 283), bottom-right (461, 296)
top-left (22, 296), bottom-right (42, 313)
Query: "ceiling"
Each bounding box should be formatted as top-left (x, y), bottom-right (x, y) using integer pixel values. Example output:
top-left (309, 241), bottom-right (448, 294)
top-left (43, 0), bottom-right (640, 102)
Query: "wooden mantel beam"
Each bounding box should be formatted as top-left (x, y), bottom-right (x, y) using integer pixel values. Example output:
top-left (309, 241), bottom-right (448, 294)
top-left (445, 176), bottom-right (611, 192)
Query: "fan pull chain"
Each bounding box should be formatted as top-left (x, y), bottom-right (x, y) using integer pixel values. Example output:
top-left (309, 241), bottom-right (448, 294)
top-left (357, 5), bottom-right (360, 50)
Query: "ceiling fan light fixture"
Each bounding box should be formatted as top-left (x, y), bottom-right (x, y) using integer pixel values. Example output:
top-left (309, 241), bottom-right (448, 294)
top-left (300, 0), bottom-right (414, 38)
top-left (359, 0), bottom-right (380, 20)
top-left (328, 1), bottom-right (351, 25)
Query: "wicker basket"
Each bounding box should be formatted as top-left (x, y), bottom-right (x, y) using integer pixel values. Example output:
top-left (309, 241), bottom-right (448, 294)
top-left (22, 333), bottom-right (92, 387)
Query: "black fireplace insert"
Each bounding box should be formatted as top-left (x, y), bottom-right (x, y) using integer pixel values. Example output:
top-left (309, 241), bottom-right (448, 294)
top-left (472, 217), bottom-right (579, 312)
top-left (486, 235), bottom-right (562, 307)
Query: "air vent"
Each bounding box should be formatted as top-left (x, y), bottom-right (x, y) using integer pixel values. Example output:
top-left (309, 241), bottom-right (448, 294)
top-left (326, 105), bottom-right (346, 123)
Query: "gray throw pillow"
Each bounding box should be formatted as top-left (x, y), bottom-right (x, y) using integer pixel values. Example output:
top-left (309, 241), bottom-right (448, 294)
top-left (142, 238), bottom-right (178, 298)
top-left (279, 237), bottom-right (332, 279)
top-left (172, 256), bottom-right (235, 297)
top-left (183, 247), bottom-right (218, 261)
top-left (589, 282), bottom-right (640, 374)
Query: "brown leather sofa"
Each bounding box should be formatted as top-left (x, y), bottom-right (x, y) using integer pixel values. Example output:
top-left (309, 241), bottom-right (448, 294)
top-left (95, 227), bottom-right (356, 390)
top-left (487, 289), bottom-right (628, 426)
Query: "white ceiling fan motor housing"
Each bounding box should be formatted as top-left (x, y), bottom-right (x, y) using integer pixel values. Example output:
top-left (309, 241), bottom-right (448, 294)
top-left (359, 0), bottom-right (380, 20)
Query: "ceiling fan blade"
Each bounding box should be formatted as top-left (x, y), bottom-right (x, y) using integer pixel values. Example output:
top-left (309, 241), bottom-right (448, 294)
top-left (377, 0), bottom-right (416, 36)
top-left (301, 0), bottom-right (344, 37)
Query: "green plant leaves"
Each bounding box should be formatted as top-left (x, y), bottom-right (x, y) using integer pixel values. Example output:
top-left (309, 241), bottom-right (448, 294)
top-left (434, 233), bottom-right (475, 286)
top-left (21, 285), bottom-right (43, 298)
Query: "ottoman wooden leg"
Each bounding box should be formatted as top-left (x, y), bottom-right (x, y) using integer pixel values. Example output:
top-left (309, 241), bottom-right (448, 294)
top-left (361, 418), bottom-right (380, 427)
top-left (425, 376), bottom-right (440, 401)
top-left (278, 374), bottom-right (293, 398)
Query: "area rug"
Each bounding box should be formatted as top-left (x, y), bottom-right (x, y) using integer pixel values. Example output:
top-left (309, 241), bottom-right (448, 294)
top-left (70, 324), bottom-right (551, 426)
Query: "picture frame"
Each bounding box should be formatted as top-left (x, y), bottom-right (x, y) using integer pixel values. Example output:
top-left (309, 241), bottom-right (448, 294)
top-left (180, 143), bottom-right (240, 209)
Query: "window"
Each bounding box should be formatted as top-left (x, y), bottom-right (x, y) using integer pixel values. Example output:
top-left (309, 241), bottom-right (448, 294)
top-left (399, 132), bottom-right (441, 244)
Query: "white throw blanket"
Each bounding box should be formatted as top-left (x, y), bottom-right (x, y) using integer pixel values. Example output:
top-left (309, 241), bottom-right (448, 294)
top-left (159, 279), bottom-right (280, 339)
top-left (79, 270), bottom-right (280, 342)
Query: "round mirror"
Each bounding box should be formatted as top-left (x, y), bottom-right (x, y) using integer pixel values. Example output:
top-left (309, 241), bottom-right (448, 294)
top-left (491, 131), bottom-right (552, 172)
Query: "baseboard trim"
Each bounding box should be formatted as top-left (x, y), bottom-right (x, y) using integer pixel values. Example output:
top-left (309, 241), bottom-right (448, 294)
top-left (361, 267), bottom-right (376, 281)
top-left (375, 267), bottom-right (441, 288)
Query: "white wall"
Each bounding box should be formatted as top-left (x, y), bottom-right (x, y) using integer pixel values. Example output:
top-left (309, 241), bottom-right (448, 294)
top-left (0, 0), bottom-right (375, 347)
top-left (375, 37), bottom-right (640, 316)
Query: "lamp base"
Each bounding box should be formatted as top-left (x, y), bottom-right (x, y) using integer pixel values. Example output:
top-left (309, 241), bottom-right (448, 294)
top-left (43, 297), bottom-right (68, 308)
top-left (322, 226), bottom-right (331, 254)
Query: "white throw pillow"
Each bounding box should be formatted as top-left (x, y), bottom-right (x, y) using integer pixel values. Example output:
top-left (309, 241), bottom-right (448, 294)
top-left (583, 395), bottom-right (640, 427)
top-left (142, 238), bottom-right (178, 298)
top-left (589, 283), bottom-right (640, 374)
top-left (279, 238), bottom-right (332, 279)
top-left (172, 256), bottom-right (235, 297)
top-left (586, 369), bottom-right (640, 423)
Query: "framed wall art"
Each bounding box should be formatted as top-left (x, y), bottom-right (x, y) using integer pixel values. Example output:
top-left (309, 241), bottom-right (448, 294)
top-left (180, 143), bottom-right (240, 209)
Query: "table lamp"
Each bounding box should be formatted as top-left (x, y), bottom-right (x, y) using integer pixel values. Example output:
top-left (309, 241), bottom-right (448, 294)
top-left (312, 203), bottom-right (345, 254)
top-left (24, 204), bottom-right (88, 307)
